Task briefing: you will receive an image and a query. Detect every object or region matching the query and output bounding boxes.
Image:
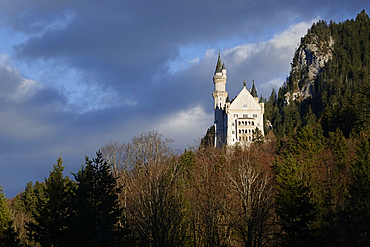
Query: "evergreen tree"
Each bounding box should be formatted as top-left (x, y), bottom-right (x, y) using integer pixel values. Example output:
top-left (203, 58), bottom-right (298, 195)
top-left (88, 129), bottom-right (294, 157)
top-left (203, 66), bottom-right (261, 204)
top-left (0, 186), bottom-right (10, 245)
top-left (27, 157), bottom-right (74, 247)
top-left (252, 127), bottom-right (264, 145)
top-left (69, 151), bottom-right (122, 247)
top-left (345, 129), bottom-right (370, 245)
top-left (200, 126), bottom-right (215, 148)
top-left (275, 156), bottom-right (317, 247)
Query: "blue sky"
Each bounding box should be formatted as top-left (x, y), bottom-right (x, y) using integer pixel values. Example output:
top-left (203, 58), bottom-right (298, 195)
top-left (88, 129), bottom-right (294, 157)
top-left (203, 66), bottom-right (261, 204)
top-left (0, 0), bottom-right (369, 197)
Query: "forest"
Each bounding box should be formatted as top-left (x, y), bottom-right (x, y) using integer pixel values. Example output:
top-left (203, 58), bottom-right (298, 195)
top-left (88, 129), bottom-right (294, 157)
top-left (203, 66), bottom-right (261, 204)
top-left (1, 10), bottom-right (370, 247)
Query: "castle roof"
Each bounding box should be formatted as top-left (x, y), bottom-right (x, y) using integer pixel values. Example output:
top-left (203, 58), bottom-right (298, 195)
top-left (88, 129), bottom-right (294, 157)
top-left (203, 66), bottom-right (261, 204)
top-left (215, 53), bottom-right (222, 74)
top-left (251, 80), bottom-right (258, 97)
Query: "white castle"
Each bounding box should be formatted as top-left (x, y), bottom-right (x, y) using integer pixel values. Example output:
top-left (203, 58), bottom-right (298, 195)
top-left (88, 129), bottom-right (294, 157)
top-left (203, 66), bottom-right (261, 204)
top-left (213, 53), bottom-right (264, 147)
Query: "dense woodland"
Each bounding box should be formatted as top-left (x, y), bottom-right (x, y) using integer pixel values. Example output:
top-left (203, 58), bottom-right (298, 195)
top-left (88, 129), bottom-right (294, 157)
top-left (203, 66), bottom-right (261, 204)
top-left (1, 10), bottom-right (370, 247)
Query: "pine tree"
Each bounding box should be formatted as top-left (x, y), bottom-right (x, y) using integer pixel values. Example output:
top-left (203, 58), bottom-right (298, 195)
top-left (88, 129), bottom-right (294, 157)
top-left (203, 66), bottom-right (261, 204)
top-left (69, 151), bottom-right (122, 247)
top-left (275, 156), bottom-right (317, 247)
top-left (345, 129), bottom-right (370, 245)
top-left (0, 186), bottom-right (10, 244)
top-left (27, 157), bottom-right (74, 247)
top-left (252, 127), bottom-right (264, 145)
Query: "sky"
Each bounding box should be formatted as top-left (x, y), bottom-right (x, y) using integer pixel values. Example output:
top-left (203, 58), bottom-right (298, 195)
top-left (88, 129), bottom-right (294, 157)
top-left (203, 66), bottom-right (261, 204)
top-left (0, 0), bottom-right (369, 197)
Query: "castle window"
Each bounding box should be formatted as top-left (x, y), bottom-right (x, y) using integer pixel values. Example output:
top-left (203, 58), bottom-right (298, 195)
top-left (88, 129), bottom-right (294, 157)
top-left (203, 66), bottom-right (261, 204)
top-left (239, 137), bottom-right (241, 141)
top-left (248, 121), bottom-right (251, 125)
top-left (243, 114), bottom-right (248, 118)
top-left (252, 121), bottom-right (254, 125)
top-left (238, 121), bottom-right (241, 125)
top-left (239, 130), bottom-right (241, 134)
top-left (253, 114), bottom-right (257, 118)
top-left (243, 103), bottom-right (247, 108)
top-left (232, 123), bottom-right (234, 126)
top-left (232, 131), bottom-right (235, 134)
top-left (242, 121), bottom-right (244, 125)
top-left (234, 114), bottom-right (238, 118)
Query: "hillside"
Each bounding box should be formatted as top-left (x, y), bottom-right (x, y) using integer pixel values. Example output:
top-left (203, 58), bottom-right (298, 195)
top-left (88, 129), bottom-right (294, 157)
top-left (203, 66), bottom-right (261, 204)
top-left (264, 10), bottom-right (370, 137)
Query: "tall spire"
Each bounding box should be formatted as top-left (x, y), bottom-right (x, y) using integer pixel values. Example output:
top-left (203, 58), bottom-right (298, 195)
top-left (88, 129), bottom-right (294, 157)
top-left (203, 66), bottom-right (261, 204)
top-left (214, 52), bottom-right (222, 74)
top-left (251, 79), bottom-right (258, 97)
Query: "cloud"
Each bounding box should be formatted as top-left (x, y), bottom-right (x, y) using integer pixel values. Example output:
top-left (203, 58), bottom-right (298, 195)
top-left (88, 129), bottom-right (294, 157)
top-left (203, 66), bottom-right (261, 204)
top-left (0, 59), bottom-right (40, 102)
top-left (154, 105), bottom-right (213, 149)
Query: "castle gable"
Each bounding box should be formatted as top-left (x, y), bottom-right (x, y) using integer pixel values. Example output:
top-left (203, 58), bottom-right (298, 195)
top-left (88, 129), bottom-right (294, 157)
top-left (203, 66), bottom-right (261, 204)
top-left (229, 87), bottom-right (261, 111)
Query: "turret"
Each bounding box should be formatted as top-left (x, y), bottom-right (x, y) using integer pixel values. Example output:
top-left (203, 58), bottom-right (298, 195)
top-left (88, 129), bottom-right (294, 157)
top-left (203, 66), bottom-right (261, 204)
top-left (212, 53), bottom-right (228, 109)
top-left (251, 79), bottom-right (258, 98)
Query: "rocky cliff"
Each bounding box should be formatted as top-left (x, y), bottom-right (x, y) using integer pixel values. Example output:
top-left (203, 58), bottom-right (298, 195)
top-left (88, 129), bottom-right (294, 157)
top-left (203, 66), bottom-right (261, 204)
top-left (285, 34), bottom-right (334, 103)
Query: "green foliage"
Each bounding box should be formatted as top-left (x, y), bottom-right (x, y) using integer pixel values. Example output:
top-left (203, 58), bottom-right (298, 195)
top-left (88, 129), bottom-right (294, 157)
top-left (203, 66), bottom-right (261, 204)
top-left (264, 10), bottom-right (370, 139)
top-left (180, 149), bottom-right (196, 180)
top-left (27, 157), bottom-right (75, 247)
top-left (0, 186), bottom-right (10, 240)
top-left (180, 149), bottom-right (196, 168)
top-left (200, 125), bottom-right (215, 148)
top-left (349, 130), bottom-right (370, 217)
top-left (0, 187), bottom-right (19, 247)
top-left (70, 151), bottom-right (122, 247)
top-left (252, 127), bottom-right (264, 145)
top-left (275, 157), bottom-right (318, 247)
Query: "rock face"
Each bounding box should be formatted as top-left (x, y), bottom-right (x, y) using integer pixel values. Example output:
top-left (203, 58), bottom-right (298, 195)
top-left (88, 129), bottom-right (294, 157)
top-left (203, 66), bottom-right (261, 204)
top-left (285, 35), bottom-right (334, 103)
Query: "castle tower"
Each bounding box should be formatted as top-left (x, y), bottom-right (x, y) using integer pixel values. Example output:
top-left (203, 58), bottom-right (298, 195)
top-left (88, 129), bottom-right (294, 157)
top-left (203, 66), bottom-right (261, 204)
top-left (213, 53), bottom-right (228, 147)
top-left (212, 53), bottom-right (228, 109)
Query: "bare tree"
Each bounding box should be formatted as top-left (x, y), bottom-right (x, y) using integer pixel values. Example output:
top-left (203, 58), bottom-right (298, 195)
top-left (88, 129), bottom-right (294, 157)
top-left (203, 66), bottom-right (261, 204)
top-left (102, 130), bottom-right (186, 246)
top-left (188, 147), bottom-right (234, 247)
top-left (226, 148), bottom-right (276, 247)
top-left (127, 158), bottom-right (188, 246)
top-left (101, 130), bottom-right (174, 177)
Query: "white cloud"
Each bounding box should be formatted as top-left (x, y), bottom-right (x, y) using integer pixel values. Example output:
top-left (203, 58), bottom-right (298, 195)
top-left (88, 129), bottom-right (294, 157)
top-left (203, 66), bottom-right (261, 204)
top-left (260, 78), bottom-right (285, 90)
top-left (9, 78), bottom-right (40, 102)
top-left (166, 55), bottom-right (200, 75)
top-left (223, 19), bottom-right (318, 68)
top-left (153, 105), bottom-right (213, 149)
top-left (0, 59), bottom-right (41, 102)
top-left (269, 18), bottom-right (319, 49)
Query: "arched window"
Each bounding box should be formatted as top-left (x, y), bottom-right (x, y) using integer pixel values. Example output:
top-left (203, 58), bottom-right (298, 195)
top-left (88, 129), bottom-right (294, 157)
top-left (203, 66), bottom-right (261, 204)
top-left (248, 121), bottom-right (251, 125)
top-left (252, 121), bottom-right (254, 126)
top-left (238, 121), bottom-right (241, 125)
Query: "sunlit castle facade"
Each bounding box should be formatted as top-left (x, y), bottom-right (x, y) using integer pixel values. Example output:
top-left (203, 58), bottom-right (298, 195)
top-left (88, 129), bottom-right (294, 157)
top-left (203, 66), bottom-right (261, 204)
top-left (213, 53), bottom-right (264, 147)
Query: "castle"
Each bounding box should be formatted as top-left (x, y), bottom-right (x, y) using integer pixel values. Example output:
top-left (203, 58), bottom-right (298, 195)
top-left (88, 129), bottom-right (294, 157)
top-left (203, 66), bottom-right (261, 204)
top-left (213, 53), bottom-right (264, 147)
